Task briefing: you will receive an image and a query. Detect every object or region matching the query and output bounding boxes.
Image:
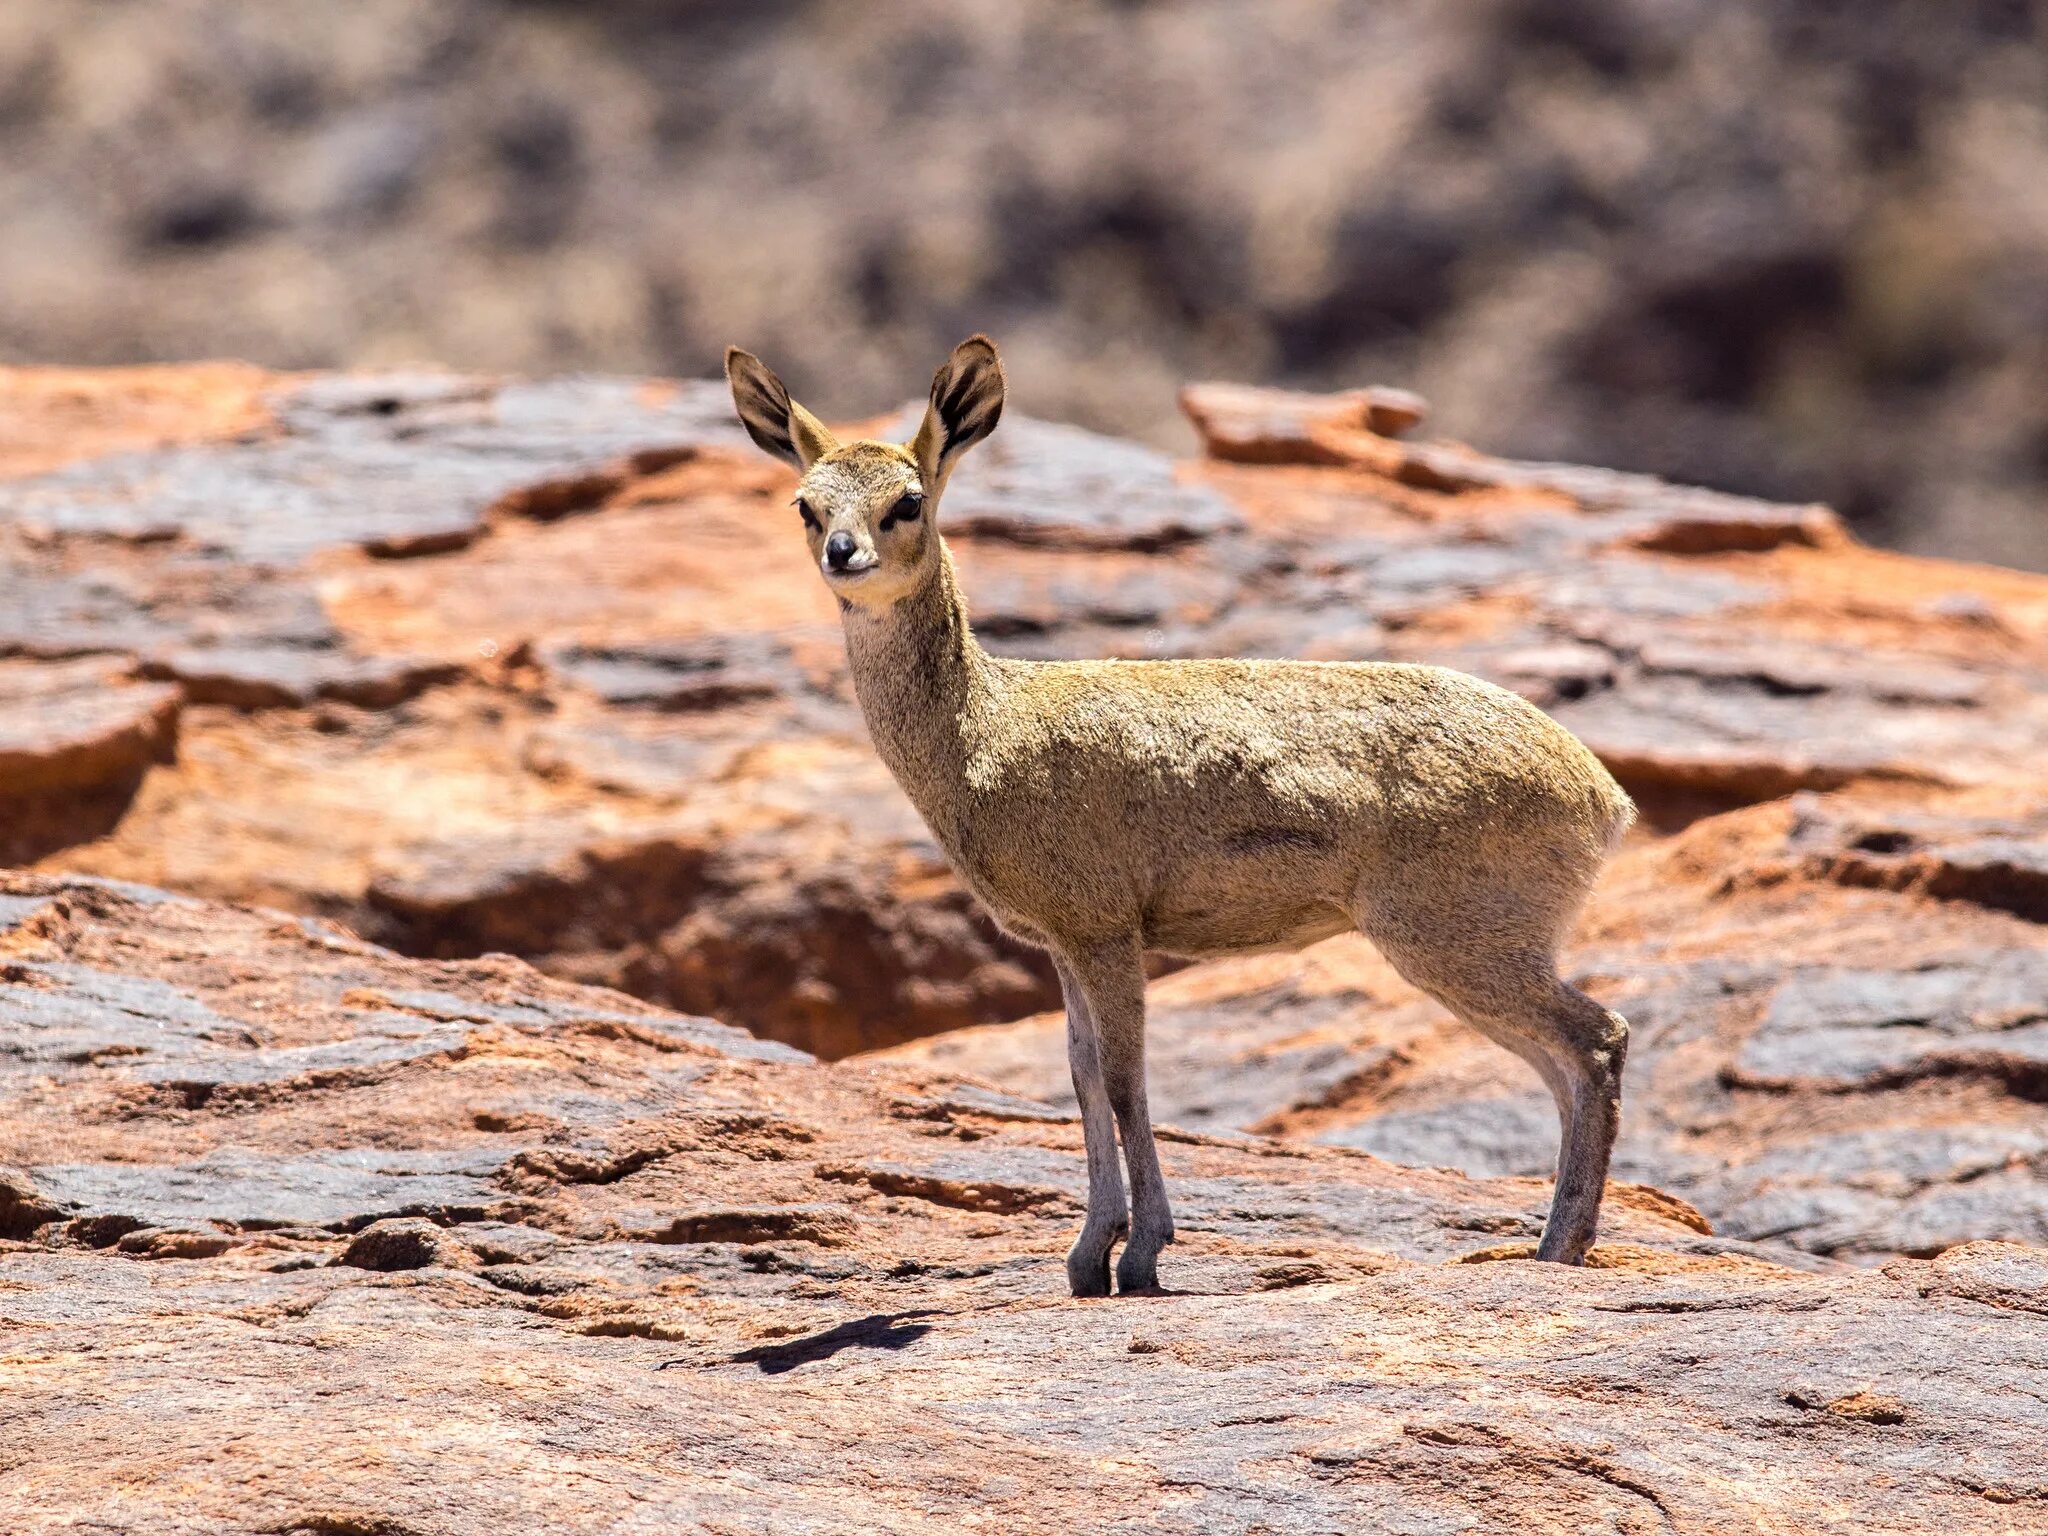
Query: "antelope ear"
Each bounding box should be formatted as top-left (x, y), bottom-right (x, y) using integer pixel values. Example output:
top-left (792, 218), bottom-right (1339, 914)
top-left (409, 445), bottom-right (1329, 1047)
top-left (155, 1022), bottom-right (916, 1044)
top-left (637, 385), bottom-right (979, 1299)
top-left (910, 334), bottom-right (1005, 491)
top-left (724, 347), bottom-right (840, 469)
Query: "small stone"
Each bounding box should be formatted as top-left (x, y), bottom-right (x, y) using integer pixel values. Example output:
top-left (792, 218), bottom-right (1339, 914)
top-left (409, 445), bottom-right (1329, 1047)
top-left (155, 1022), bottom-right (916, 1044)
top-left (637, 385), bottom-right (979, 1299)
top-left (336, 1217), bottom-right (476, 1273)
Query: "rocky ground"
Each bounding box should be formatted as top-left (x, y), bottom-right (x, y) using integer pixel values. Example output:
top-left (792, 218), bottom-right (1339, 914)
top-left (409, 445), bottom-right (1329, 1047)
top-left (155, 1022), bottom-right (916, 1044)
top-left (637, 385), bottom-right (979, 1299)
top-left (3, 871), bottom-right (2046, 1533)
top-left (2, 363), bottom-right (2047, 1529)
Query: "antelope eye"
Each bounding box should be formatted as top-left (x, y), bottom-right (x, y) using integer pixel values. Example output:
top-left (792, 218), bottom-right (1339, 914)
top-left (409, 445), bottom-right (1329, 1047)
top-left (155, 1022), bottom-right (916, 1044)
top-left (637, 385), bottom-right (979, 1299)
top-left (796, 497), bottom-right (821, 531)
top-left (881, 491), bottom-right (924, 529)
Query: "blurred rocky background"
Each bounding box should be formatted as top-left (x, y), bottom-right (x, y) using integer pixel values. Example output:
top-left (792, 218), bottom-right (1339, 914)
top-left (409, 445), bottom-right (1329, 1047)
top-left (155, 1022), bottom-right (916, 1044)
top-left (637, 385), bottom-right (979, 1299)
top-left (0, 0), bottom-right (2043, 566)
top-left (7, 9), bottom-right (2048, 1520)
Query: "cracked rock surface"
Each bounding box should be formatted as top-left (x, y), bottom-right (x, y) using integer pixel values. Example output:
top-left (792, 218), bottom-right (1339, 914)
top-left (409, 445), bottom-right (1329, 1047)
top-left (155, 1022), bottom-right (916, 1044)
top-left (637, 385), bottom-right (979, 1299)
top-left (8, 367), bottom-right (2048, 1064)
top-left (3, 872), bottom-right (2046, 1533)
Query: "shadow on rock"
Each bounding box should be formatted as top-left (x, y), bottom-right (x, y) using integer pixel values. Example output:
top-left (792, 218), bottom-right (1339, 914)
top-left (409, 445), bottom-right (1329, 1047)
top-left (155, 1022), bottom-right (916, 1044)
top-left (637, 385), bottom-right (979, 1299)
top-left (722, 1311), bottom-right (938, 1375)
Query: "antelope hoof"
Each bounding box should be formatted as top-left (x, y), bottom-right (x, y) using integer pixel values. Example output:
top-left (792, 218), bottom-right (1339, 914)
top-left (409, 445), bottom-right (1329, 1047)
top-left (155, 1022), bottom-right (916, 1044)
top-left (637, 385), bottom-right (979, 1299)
top-left (1534, 1229), bottom-right (1592, 1265)
top-left (1067, 1221), bottom-right (1125, 1298)
top-left (1116, 1228), bottom-right (1173, 1294)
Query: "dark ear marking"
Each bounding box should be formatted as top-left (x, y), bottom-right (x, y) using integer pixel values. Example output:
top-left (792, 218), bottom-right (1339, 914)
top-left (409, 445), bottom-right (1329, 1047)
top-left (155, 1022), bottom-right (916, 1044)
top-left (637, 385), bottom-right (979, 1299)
top-left (725, 347), bottom-right (841, 469)
top-left (725, 347), bottom-right (800, 466)
top-left (931, 335), bottom-right (1004, 454)
top-left (911, 335), bottom-right (1005, 485)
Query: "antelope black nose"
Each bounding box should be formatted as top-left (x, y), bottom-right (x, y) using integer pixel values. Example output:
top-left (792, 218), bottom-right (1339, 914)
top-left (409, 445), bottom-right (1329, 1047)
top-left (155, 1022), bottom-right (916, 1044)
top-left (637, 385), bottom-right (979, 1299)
top-left (824, 531), bottom-right (858, 571)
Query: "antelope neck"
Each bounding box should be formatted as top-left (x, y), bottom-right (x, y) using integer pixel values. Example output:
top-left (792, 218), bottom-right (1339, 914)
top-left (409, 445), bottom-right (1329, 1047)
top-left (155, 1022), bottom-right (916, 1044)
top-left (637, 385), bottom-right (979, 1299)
top-left (838, 539), bottom-right (992, 838)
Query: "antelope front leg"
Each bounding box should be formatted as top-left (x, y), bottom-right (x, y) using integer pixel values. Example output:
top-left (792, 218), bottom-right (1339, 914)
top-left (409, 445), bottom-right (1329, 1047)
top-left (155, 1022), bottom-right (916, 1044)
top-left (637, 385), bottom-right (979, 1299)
top-left (1056, 957), bottom-right (1128, 1297)
top-left (1068, 938), bottom-right (1173, 1293)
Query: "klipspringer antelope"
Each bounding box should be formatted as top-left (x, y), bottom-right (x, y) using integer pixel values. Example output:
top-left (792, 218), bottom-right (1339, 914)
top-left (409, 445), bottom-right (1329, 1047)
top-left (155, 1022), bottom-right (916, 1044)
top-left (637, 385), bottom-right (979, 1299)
top-left (725, 335), bottom-right (1635, 1295)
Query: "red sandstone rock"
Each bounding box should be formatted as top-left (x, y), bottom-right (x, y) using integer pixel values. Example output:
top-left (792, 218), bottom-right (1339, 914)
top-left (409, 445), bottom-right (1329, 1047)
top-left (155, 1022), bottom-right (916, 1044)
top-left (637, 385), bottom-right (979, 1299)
top-left (8, 369), bottom-right (2047, 1061)
top-left (0, 657), bottom-right (179, 865)
top-left (0, 363), bottom-right (277, 480)
top-left (1177, 380), bottom-right (1431, 462)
